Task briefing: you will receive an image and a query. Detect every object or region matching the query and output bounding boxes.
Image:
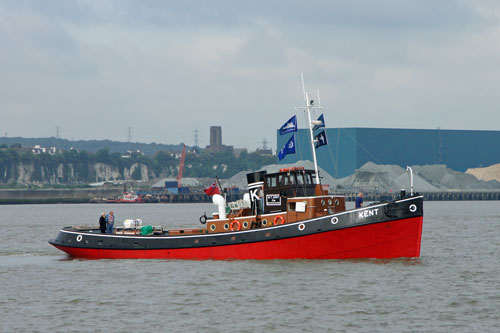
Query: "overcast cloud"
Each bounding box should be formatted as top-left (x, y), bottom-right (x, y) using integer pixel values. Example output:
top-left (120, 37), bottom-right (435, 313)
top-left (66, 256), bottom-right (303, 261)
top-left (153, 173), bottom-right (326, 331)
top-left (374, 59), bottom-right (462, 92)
top-left (1, 0), bottom-right (500, 150)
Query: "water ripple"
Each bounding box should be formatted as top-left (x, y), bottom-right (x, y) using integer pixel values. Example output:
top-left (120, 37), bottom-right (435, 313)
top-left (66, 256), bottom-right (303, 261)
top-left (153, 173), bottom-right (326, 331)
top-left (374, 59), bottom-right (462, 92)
top-left (0, 202), bottom-right (499, 332)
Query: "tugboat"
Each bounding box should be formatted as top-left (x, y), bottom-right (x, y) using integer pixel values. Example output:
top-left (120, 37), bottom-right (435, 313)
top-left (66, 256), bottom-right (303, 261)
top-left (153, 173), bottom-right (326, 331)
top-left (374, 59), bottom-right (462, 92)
top-left (49, 78), bottom-right (424, 259)
top-left (118, 189), bottom-right (144, 203)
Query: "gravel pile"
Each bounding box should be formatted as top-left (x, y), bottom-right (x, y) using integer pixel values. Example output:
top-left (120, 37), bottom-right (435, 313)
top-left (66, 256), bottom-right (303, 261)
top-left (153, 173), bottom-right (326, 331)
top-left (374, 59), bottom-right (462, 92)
top-left (412, 165), bottom-right (500, 190)
top-left (221, 160), bottom-right (336, 189)
top-left (332, 162), bottom-right (439, 192)
top-left (221, 161), bottom-right (500, 192)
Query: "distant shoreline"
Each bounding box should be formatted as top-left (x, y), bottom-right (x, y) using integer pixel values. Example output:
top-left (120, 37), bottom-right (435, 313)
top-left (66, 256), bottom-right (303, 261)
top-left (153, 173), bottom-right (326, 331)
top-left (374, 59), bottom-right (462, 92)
top-left (0, 188), bottom-right (121, 205)
top-left (1, 189), bottom-right (500, 204)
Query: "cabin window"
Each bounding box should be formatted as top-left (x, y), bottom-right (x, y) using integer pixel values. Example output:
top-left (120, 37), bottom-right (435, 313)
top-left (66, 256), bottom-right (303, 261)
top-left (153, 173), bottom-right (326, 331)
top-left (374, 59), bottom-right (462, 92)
top-left (305, 174), bottom-right (313, 185)
top-left (266, 176), bottom-right (277, 188)
top-left (279, 174), bottom-right (286, 186)
top-left (297, 174), bottom-right (304, 185)
top-left (288, 202), bottom-right (296, 211)
top-left (279, 174), bottom-right (296, 186)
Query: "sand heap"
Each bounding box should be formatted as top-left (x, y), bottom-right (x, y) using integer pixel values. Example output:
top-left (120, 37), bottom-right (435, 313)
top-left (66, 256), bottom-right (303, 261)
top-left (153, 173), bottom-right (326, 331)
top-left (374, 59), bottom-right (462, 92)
top-left (412, 165), bottom-right (500, 190)
top-left (466, 163), bottom-right (500, 182)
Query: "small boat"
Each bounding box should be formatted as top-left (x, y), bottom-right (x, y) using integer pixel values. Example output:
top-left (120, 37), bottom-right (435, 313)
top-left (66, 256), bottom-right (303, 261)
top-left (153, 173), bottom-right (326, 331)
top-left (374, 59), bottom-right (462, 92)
top-left (49, 78), bottom-right (423, 259)
top-left (118, 190), bottom-right (144, 203)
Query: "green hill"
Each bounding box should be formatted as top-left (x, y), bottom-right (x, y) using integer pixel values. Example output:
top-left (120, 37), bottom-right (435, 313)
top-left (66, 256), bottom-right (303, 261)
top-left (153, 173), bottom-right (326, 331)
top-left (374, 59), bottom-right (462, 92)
top-left (0, 137), bottom-right (185, 156)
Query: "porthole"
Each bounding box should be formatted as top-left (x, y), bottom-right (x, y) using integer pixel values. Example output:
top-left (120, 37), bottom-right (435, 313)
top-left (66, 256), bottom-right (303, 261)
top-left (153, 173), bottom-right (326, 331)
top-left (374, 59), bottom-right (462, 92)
top-left (335, 199), bottom-right (340, 205)
top-left (298, 223), bottom-right (305, 231)
top-left (331, 217), bottom-right (339, 224)
top-left (262, 219), bottom-right (268, 226)
top-left (76, 235), bottom-right (82, 242)
top-left (409, 204), bottom-right (417, 213)
top-left (210, 224), bottom-right (216, 231)
top-left (328, 199), bottom-right (332, 205)
top-left (242, 221), bottom-right (249, 228)
top-left (224, 223), bottom-right (229, 230)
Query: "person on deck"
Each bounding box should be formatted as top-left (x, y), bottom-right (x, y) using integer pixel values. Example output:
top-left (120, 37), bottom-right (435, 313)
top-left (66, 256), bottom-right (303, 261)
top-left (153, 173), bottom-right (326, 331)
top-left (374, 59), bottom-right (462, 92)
top-left (355, 192), bottom-right (363, 208)
top-left (106, 211), bottom-right (115, 234)
top-left (99, 212), bottom-right (106, 233)
top-left (258, 188), bottom-right (264, 214)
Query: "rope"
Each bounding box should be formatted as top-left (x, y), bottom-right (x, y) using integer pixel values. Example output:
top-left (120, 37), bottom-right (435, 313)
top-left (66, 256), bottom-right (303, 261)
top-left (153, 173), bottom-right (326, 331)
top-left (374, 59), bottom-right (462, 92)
top-left (340, 128), bottom-right (383, 165)
top-left (324, 128), bottom-right (339, 178)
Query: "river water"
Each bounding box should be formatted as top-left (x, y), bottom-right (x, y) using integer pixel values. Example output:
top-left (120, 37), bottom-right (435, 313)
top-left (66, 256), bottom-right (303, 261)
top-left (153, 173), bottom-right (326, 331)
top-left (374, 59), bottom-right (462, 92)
top-left (0, 201), bottom-right (499, 332)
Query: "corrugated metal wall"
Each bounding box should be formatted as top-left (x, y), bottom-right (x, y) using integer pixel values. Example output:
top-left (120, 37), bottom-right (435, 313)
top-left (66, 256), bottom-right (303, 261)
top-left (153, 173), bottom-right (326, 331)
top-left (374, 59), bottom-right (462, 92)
top-left (277, 128), bottom-right (500, 178)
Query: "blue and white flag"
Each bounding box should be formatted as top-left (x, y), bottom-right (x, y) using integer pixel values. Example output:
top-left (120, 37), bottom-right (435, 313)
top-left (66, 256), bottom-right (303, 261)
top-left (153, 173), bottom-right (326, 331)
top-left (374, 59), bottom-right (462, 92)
top-left (314, 130), bottom-right (328, 149)
top-left (278, 135), bottom-right (296, 161)
top-left (279, 115), bottom-right (297, 135)
top-left (312, 114), bottom-right (325, 131)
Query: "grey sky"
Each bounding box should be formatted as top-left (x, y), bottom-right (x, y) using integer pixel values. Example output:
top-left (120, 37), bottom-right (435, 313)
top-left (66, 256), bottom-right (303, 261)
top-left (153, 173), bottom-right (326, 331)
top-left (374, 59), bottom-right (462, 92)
top-left (1, 0), bottom-right (500, 150)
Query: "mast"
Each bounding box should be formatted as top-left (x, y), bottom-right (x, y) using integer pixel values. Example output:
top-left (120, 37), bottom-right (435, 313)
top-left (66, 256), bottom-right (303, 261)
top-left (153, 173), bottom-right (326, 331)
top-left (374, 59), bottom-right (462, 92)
top-left (177, 145), bottom-right (186, 188)
top-left (298, 73), bottom-right (321, 184)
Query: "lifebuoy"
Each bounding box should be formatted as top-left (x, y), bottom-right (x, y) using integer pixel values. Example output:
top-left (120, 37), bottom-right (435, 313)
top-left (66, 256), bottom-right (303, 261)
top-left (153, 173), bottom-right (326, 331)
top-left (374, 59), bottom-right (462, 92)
top-left (273, 215), bottom-right (285, 225)
top-left (230, 220), bottom-right (241, 231)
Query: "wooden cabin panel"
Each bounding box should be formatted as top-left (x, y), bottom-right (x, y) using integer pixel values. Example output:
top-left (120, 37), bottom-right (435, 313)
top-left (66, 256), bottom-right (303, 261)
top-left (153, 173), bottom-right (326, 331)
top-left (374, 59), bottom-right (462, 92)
top-left (287, 196), bottom-right (346, 219)
top-left (313, 196), bottom-right (346, 217)
top-left (168, 229), bottom-right (207, 236)
top-left (207, 217), bottom-right (256, 233)
top-left (206, 214), bottom-right (289, 234)
top-left (287, 198), bottom-right (315, 221)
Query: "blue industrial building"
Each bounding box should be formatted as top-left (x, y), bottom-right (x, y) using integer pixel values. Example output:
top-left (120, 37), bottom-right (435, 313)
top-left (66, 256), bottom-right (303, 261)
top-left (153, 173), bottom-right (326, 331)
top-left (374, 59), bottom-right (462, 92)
top-left (277, 128), bottom-right (500, 178)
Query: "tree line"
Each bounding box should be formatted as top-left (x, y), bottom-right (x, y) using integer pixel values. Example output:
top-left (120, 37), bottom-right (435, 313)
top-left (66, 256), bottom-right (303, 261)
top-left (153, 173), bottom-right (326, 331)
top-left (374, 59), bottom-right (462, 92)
top-left (0, 145), bottom-right (275, 185)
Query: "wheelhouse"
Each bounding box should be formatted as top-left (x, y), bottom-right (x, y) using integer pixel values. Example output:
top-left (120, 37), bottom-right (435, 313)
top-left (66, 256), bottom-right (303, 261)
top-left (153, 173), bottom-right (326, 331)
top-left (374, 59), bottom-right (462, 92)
top-left (260, 167), bottom-right (318, 213)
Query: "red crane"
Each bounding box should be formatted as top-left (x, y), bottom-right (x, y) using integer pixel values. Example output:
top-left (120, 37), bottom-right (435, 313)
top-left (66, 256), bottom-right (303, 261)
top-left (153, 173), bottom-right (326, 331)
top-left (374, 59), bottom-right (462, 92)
top-left (177, 145), bottom-right (186, 188)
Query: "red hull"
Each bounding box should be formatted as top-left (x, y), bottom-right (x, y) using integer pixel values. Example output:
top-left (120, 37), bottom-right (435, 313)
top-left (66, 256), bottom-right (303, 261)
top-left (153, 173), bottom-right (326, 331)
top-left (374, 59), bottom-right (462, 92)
top-left (52, 216), bottom-right (423, 260)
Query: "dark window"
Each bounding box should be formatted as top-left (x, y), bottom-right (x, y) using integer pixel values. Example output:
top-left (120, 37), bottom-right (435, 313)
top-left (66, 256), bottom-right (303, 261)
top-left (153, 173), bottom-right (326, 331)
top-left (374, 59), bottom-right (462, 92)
top-left (279, 174), bottom-right (286, 186)
top-left (266, 176), bottom-right (277, 188)
top-left (297, 173), bottom-right (304, 185)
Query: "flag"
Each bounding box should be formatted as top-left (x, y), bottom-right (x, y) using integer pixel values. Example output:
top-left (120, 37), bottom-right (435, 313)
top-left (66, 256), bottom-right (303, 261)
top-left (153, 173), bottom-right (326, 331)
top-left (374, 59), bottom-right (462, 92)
top-left (312, 114), bottom-right (325, 131)
top-left (279, 115), bottom-right (297, 135)
top-left (204, 182), bottom-right (220, 196)
top-left (278, 135), bottom-right (296, 161)
top-left (315, 130), bottom-right (328, 149)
